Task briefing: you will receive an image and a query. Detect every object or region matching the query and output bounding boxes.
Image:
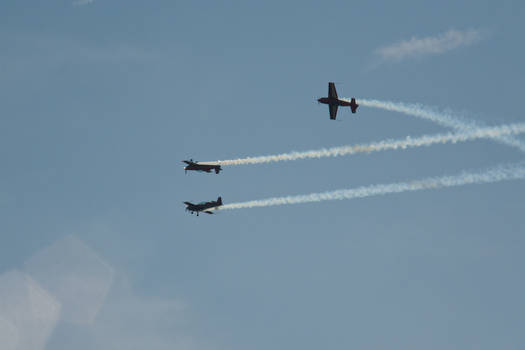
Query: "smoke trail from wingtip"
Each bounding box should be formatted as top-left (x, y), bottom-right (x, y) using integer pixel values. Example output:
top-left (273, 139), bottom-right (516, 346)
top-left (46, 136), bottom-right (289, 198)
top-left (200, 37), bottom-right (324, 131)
top-left (356, 98), bottom-right (525, 153)
top-left (207, 123), bottom-right (525, 166)
top-left (220, 163), bottom-right (525, 210)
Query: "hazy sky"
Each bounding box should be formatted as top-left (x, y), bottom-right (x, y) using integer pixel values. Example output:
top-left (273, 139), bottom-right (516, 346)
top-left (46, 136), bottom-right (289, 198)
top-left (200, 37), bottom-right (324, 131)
top-left (1, 1), bottom-right (525, 349)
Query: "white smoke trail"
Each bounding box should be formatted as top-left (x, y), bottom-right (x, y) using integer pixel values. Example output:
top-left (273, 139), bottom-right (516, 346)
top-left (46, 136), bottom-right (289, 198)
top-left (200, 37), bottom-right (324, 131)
top-left (205, 123), bottom-right (525, 166)
top-left (356, 98), bottom-right (525, 153)
top-left (220, 162), bottom-right (525, 210)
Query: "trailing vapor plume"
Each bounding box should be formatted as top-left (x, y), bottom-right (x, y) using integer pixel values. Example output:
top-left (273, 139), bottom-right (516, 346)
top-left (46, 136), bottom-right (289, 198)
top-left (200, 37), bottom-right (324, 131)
top-left (207, 123), bottom-right (525, 166)
top-left (220, 163), bottom-right (525, 210)
top-left (356, 98), bottom-right (525, 153)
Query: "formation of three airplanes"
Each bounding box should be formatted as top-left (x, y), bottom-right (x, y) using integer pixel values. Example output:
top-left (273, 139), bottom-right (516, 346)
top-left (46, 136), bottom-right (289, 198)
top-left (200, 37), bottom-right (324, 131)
top-left (183, 82), bottom-right (358, 216)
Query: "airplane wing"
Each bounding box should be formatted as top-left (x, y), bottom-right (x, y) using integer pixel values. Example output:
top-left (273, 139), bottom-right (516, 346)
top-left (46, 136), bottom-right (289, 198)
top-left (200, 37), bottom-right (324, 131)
top-left (329, 104), bottom-right (338, 120)
top-left (328, 82), bottom-right (338, 99)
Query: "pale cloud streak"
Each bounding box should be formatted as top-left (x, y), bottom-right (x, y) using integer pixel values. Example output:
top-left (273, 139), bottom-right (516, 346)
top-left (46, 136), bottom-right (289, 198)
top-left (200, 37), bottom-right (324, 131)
top-left (375, 29), bottom-right (483, 62)
top-left (84, 276), bottom-right (195, 350)
top-left (0, 271), bottom-right (61, 350)
top-left (0, 34), bottom-right (159, 76)
top-left (0, 235), bottom-right (202, 350)
top-left (23, 235), bottom-right (114, 325)
top-left (73, 0), bottom-right (94, 6)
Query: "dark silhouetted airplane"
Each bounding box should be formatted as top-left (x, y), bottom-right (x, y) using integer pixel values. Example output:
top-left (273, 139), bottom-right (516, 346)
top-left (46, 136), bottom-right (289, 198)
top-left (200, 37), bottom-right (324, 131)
top-left (184, 197), bottom-right (223, 216)
top-left (317, 82), bottom-right (358, 120)
top-left (183, 159), bottom-right (222, 174)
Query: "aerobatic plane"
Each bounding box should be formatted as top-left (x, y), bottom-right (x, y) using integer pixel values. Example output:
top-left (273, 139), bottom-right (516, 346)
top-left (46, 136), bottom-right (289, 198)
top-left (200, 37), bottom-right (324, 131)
top-left (317, 82), bottom-right (359, 120)
top-left (183, 159), bottom-right (222, 174)
top-left (184, 197), bottom-right (223, 216)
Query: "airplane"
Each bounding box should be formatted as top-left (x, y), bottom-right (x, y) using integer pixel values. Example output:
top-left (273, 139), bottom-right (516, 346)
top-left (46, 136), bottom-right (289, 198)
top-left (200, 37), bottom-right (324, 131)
top-left (184, 196), bottom-right (223, 216)
top-left (317, 82), bottom-right (359, 120)
top-left (183, 159), bottom-right (222, 174)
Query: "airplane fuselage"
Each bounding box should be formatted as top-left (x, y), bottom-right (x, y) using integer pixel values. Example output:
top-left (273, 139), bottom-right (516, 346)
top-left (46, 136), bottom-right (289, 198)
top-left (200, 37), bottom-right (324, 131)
top-left (318, 83), bottom-right (359, 119)
top-left (317, 97), bottom-right (354, 107)
top-left (184, 197), bottom-right (223, 216)
top-left (183, 161), bottom-right (222, 174)
top-left (185, 164), bottom-right (217, 172)
top-left (185, 203), bottom-right (213, 212)
top-left (185, 202), bottom-right (217, 215)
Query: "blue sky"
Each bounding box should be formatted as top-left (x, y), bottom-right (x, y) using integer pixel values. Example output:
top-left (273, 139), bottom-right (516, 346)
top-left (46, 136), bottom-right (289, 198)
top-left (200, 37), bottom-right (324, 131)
top-left (1, 1), bottom-right (525, 349)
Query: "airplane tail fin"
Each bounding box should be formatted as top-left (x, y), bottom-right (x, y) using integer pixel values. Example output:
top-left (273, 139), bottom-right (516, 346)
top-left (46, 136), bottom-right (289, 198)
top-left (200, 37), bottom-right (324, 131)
top-left (351, 98), bottom-right (359, 113)
top-left (217, 197), bottom-right (223, 206)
